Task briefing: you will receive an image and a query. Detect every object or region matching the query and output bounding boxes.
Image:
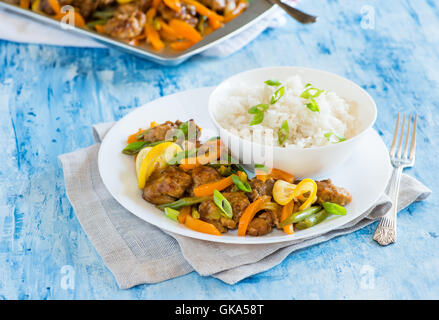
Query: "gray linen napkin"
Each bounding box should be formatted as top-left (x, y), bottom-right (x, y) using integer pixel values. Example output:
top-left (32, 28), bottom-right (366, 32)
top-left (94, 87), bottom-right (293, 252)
top-left (59, 122), bottom-right (432, 288)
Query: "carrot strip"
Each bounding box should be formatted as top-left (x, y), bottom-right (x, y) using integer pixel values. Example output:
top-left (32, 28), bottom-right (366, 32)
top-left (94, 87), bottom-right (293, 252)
top-left (185, 214), bottom-right (222, 236)
top-left (163, 0), bottom-right (181, 12)
top-left (281, 201), bottom-right (295, 235)
top-left (127, 128), bottom-right (143, 143)
top-left (169, 19), bottom-right (202, 43)
top-left (181, 0), bottom-right (224, 22)
top-left (238, 196), bottom-right (271, 236)
top-left (178, 206), bottom-right (191, 224)
top-left (146, 7), bottom-right (156, 23)
top-left (47, 0), bottom-right (61, 14)
top-left (193, 176), bottom-right (233, 197)
top-left (20, 0), bottom-right (30, 9)
top-left (170, 40), bottom-right (193, 51)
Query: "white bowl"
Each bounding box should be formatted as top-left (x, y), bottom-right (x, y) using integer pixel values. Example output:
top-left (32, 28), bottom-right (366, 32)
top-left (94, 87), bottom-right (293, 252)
top-left (208, 66), bottom-right (377, 178)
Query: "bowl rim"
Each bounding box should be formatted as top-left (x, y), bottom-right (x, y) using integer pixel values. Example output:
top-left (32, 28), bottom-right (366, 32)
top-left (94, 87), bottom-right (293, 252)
top-left (208, 66), bottom-right (377, 152)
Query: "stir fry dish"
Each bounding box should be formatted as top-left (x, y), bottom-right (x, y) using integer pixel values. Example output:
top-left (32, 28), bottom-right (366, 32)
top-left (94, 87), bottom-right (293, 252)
top-left (7, 0), bottom-right (249, 51)
top-left (122, 120), bottom-right (353, 237)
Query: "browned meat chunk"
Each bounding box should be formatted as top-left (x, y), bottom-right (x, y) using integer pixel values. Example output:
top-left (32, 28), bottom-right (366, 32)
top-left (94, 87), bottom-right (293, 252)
top-left (198, 199), bottom-right (235, 233)
top-left (222, 192), bottom-right (250, 223)
top-left (247, 216), bottom-right (272, 236)
top-left (316, 179), bottom-right (352, 206)
top-left (248, 178), bottom-right (275, 202)
top-left (104, 5), bottom-right (146, 39)
top-left (142, 166), bottom-right (192, 205)
top-left (190, 166), bottom-right (222, 189)
top-left (143, 121), bottom-right (179, 143)
top-left (142, 120), bottom-right (200, 143)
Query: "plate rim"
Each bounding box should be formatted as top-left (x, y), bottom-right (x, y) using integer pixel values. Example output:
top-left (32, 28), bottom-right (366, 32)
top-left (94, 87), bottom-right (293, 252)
top-left (98, 87), bottom-right (392, 244)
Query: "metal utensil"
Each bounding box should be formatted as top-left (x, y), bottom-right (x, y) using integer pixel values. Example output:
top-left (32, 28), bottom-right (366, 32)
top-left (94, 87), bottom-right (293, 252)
top-left (267, 0), bottom-right (317, 24)
top-left (373, 113), bottom-right (417, 246)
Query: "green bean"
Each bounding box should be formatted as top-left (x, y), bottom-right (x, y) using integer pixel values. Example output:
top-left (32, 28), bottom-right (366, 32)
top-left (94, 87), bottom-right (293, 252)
top-left (122, 141), bottom-right (150, 155)
top-left (322, 202), bottom-right (347, 215)
top-left (157, 196), bottom-right (211, 210)
top-left (278, 206), bottom-right (321, 228)
top-left (295, 209), bottom-right (328, 230)
top-left (231, 174), bottom-right (252, 193)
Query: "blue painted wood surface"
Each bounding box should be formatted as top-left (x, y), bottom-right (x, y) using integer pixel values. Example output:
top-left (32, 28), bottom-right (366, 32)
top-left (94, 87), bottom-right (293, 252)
top-left (0, 0), bottom-right (438, 299)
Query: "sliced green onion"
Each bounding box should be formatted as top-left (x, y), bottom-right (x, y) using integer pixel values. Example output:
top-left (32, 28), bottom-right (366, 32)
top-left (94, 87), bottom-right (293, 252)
top-left (322, 202), bottom-right (347, 215)
top-left (213, 189), bottom-right (233, 219)
top-left (157, 196), bottom-right (211, 210)
top-left (207, 136), bottom-right (220, 141)
top-left (324, 132), bottom-right (347, 143)
top-left (248, 103), bottom-right (268, 114)
top-left (306, 99), bottom-right (319, 112)
top-left (264, 79), bottom-right (282, 86)
top-left (231, 174), bottom-right (252, 193)
top-left (270, 86), bottom-right (285, 104)
top-left (248, 104), bottom-right (269, 126)
top-left (164, 207), bottom-right (180, 222)
top-left (278, 120), bottom-right (289, 145)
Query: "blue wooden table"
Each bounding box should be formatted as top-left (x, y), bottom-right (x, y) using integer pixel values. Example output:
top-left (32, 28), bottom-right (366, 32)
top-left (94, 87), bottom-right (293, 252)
top-left (0, 0), bottom-right (438, 299)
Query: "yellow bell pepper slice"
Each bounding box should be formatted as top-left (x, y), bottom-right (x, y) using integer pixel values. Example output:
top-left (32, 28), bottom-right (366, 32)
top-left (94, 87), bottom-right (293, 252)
top-left (272, 180), bottom-right (296, 205)
top-left (137, 142), bottom-right (182, 189)
top-left (293, 178), bottom-right (318, 211)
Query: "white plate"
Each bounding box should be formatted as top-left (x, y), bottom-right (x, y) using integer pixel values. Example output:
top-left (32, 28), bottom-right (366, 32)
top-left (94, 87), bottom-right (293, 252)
top-left (98, 87), bottom-right (392, 244)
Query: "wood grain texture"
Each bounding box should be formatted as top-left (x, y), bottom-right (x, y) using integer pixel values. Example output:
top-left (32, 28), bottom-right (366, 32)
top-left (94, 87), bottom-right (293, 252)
top-left (0, 0), bottom-right (438, 299)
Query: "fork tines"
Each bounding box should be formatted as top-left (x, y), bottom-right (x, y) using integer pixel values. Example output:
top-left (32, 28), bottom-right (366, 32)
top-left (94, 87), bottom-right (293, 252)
top-left (390, 113), bottom-right (417, 161)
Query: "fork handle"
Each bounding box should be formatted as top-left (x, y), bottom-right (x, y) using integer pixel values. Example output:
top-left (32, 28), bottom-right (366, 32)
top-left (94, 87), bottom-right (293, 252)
top-left (373, 166), bottom-right (403, 245)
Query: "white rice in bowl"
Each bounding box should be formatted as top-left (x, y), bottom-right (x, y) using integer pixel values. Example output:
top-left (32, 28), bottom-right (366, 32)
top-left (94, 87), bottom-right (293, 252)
top-left (215, 75), bottom-right (357, 148)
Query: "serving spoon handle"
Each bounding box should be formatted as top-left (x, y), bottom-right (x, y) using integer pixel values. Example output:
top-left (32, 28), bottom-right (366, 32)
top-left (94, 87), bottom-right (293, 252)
top-left (266, 0), bottom-right (318, 24)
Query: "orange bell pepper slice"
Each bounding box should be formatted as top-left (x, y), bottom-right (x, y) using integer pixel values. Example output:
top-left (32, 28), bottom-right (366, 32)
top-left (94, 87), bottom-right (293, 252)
top-left (280, 200), bottom-right (295, 235)
top-left (163, 0), bottom-right (181, 12)
top-left (47, 0), bottom-right (61, 14)
top-left (177, 206), bottom-right (191, 224)
top-left (185, 214), bottom-right (222, 236)
top-left (238, 196), bottom-right (271, 236)
top-left (145, 24), bottom-right (165, 50)
top-left (181, 0), bottom-right (224, 22)
top-left (152, 0), bottom-right (162, 8)
top-left (256, 168), bottom-right (295, 184)
top-left (95, 24), bottom-right (105, 33)
top-left (193, 176), bottom-right (234, 197)
top-left (20, 0), bottom-right (30, 9)
top-left (170, 40), bottom-right (193, 51)
top-left (169, 19), bottom-right (202, 43)
top-left (208, 18), bottom-right (223, 30)
top-left (127, 128), bottom-right (143, 144)
top-left (179, 139), bottom-right (223, 171)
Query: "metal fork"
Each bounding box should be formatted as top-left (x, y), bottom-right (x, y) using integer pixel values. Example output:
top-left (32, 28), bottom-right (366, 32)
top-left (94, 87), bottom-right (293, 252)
top-left (373, 113), bottom-right (418, 246)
